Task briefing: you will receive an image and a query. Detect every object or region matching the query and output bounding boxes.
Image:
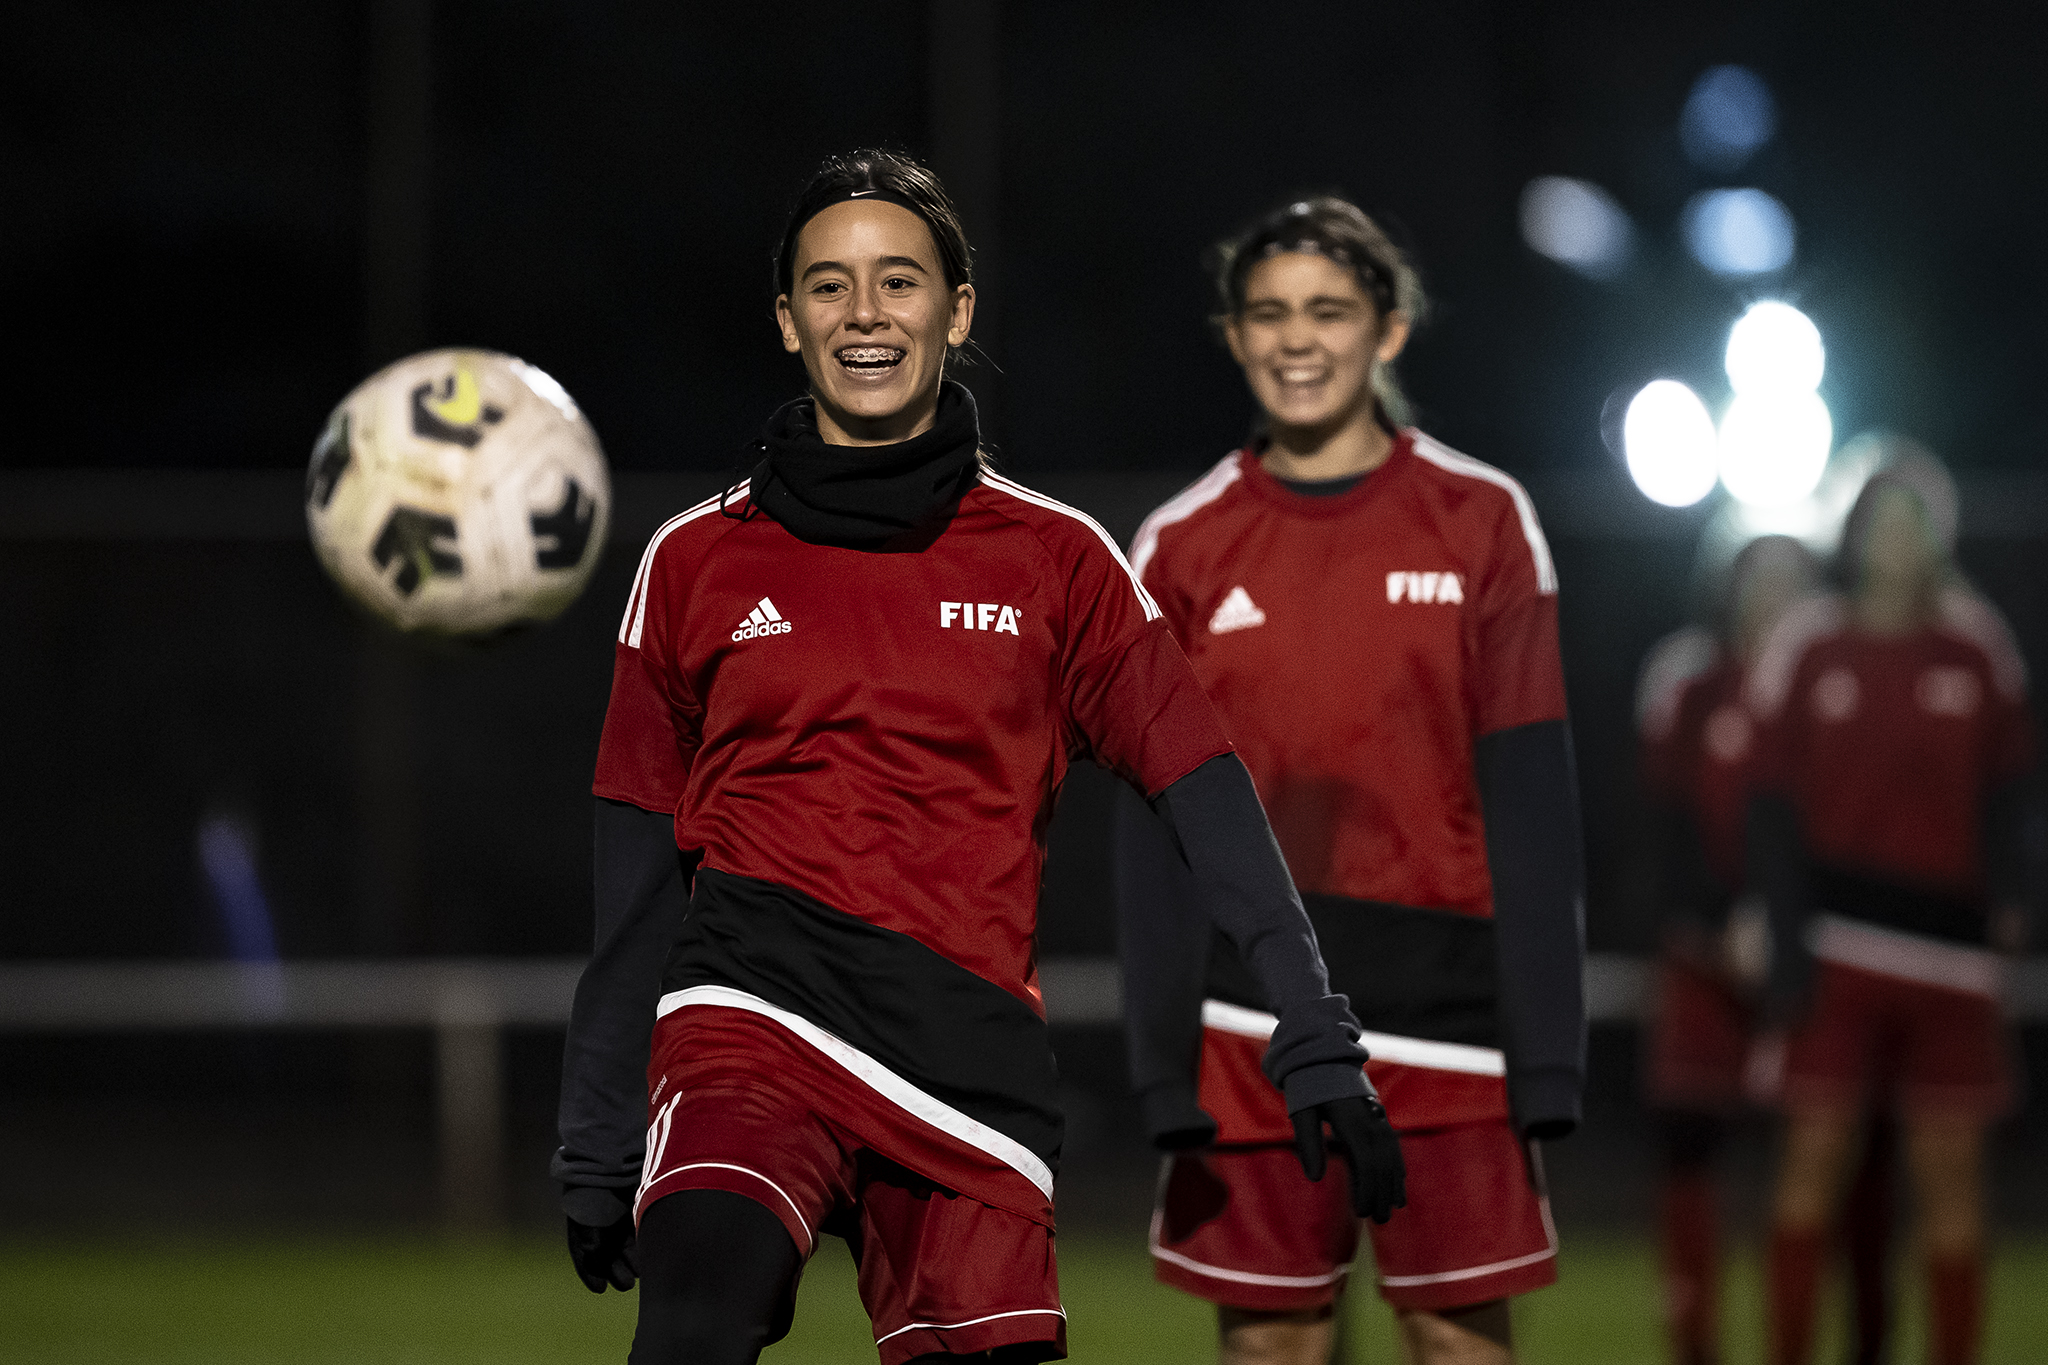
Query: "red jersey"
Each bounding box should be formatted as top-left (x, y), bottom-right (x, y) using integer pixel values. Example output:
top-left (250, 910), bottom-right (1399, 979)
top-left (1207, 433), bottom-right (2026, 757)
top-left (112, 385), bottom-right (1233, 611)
top-left (597, 471), bottom-right (1231, 1011)
top-left (1132, 431), bottom-right (1569, 1134)
top-left (593, 470), bottom-right (1234, 1214)
top-left (1637, 630), bottom-right (1752, 895)
top-left (1746, 589), bottom-right (2033, 905)
top-left (1132, 432), bottom-right (1567, 915)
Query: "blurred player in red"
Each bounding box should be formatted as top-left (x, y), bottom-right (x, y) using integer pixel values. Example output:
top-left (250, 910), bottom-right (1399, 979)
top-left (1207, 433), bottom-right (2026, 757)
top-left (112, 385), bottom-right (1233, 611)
top-left (1747, 453), bottom-right (2035, 1365)
top-left (1641, 534), bottom-right (1903, 1365)
top-left (551, 152), bottom-right (1403, 1365)
top-left (1636, 537), bottom-right (1809, 1364)
top-left (1120, 197), bottom-right (1586, 1365)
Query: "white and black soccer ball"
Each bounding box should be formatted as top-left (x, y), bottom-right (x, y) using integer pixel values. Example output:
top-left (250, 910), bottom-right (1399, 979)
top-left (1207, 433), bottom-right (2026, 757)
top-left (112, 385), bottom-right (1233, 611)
top-left (306, 348), bottom-right (611, 638)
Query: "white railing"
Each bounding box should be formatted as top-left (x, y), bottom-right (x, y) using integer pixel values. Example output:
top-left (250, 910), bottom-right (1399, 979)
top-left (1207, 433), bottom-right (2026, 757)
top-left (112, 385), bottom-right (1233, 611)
top-left (3, 954), bottom-right (2041, 1226)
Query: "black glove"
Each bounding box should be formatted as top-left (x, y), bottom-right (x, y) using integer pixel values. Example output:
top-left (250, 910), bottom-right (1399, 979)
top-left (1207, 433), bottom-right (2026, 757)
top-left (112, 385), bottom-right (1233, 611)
top-left (1291, 1094), bottom-right (1406, 1224)
top-left (565, 1194), bottom-right (638, 1293)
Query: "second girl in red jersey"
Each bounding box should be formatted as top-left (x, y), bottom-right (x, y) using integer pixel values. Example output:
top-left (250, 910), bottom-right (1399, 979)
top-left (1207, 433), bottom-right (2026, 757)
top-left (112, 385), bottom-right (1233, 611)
top-left (1121, 197), bottom-right (1587, 1365)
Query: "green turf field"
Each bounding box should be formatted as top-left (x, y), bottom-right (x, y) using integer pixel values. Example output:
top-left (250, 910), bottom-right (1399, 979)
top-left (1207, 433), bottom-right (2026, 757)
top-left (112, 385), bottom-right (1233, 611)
top-left (3, 1233), bottom-right (2044, 1363)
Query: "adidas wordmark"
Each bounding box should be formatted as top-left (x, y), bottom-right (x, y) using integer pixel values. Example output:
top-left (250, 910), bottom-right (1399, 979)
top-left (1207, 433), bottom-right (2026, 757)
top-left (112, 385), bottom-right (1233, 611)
top-left (731, 596), bottom-right (792, 642)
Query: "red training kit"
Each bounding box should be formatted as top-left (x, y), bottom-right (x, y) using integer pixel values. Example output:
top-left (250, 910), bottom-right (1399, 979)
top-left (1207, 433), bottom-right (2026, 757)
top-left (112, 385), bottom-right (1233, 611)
top-left (599, 471), bottom-right (1232, 1220)
top-left (1132, 431), bottom-right (1567, 1134)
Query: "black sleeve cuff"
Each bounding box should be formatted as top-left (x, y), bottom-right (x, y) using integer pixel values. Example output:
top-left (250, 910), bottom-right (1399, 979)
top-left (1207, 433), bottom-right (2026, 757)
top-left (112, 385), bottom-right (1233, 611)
top-left (1509, 1064), bottom-right (1582, 1140)
top-left (561, 1183), bottom-right (634, 1227)
top-left (1282, 1059), bottom-right (1371, 1115)
top-left (1138, 1081), bottom-right (1217, 1150)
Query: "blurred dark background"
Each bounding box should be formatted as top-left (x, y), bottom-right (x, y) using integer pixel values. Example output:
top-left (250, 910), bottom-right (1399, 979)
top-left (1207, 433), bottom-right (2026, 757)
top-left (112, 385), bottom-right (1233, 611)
top-left (5, 0), bottom-right (2047, 1238)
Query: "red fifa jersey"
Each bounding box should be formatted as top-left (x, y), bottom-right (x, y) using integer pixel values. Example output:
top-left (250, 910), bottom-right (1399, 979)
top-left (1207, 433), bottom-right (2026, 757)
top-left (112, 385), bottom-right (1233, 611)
top-left (594, 471), bottom-right (1232, 1013)
top-left (1746, 589), bottom-right (2033, 895)
top-left (1637, 631), bottom-right (1752, 891)
top-left (1130, 432), bottom-right (1567, 919)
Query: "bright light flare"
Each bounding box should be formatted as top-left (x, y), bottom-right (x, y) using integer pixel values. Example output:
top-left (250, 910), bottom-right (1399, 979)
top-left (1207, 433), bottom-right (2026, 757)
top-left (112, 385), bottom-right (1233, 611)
top-left (1680, 66), bottom-right (1778, 171)
top-left (1719, 390), bottom-right (1833, 506)
top-left (1683, 188), bottom-right (1795, 276)
top-left (1725, 301), bottom-right (1824, 394)
top-left (1520, 177), bottom-right (1634, 279)
top-left (1623, 380), bottom-right (1720, 507)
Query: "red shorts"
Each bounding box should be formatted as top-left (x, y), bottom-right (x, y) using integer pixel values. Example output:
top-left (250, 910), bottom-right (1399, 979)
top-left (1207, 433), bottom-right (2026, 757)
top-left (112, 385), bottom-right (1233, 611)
top-left (1647, 955), bottom-right (1756, 1111)
top-left (1781, 957), bottom-right (2014, 1121)
top-left (1150, 1120), bottom-right (1557, 1313)
top-left (640, 1001), bottom-right (1066, 1365)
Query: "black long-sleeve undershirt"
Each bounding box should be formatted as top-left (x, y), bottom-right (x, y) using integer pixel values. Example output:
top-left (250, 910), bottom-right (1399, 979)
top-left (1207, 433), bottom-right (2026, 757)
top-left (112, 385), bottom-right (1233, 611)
top-left (1985, 775), bottom-right (2043, 945)
top-left (1474, 719), bottom-right (1588, 1138)
top-left (1114, 777), bottom-right (1213, 1145)
top-left (1138, 755), bottom-right (1371, 1140)
top-left (552, 798), bottom-right (697, 1223)
top-left (1118, 721), bottom-right (1587, 1144)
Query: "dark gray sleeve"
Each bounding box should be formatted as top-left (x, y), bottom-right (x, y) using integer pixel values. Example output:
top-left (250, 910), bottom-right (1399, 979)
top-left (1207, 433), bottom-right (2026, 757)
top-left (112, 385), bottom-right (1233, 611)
top-left (1747, 790), bottom-right (1813, 1018)
top-left (1648, 795), bottom-right (1727, 933)
top-left (1985, 776), bottom-right (2043, 948)
top-left (1474, 719), bottom-right (1587, 1139)
top-left (1148, 754), bottom-right (1371, 1116)
top-left (1112, 781), bottom-right (1214, 1147)
top-left (551, 797), bottom-right (696, 1221)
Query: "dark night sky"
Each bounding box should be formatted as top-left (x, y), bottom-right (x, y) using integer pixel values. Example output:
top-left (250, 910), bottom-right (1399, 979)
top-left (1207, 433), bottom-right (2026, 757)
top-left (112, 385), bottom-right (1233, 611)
top-left (6, 1), bottom-right (2046, 479)
top-left (5, 2), bottom-right (2048, 964)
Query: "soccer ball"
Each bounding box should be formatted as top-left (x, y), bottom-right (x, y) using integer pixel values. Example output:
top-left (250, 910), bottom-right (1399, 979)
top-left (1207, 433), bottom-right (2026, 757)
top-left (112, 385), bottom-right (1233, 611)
top-left (306, 348), bottom-right (611, 638)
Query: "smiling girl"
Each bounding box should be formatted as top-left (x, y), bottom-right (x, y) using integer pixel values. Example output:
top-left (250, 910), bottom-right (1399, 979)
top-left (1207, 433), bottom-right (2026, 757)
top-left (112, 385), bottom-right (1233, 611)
top-left (551, 154), bottom-right (1402, 1365)
top-left (1122, 196), bottom-right (1586, 1365)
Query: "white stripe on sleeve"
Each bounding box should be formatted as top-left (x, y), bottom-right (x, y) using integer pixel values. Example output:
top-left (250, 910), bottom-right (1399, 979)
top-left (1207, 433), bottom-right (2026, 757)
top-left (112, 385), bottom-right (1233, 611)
top-left (981, 472), bottom-right (1162, 621)
top-left (1408, 433), bottom-right (1558, 595)
top-left (1129, 453), bottom-right (1244, 583)
top-left (618, 484), bottom-right (745, 648)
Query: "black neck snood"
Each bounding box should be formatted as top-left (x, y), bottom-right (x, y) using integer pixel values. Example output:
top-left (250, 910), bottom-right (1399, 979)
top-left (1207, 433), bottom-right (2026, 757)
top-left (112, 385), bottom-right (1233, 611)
top-left (736, 381), bottom-right (982, 548)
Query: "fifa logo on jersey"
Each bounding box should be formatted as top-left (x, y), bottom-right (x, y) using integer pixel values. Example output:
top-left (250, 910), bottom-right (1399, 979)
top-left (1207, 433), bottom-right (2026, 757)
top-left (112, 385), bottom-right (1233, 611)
top-left (1386, 572), bottom-right (1464, 605)
top-left (941, 601), bottom-right (1023, 635)
top-left (731, 597), bottom-right (792, 641)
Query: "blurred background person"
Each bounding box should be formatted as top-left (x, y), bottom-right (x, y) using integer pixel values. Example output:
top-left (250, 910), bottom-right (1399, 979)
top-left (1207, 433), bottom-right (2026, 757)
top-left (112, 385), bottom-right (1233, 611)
top-left (1746, 453), bottom-right (2037, 1365)
top-left (1119, 196), bottom-right (1586, 1365)
top-left (1636, 534), bottom-right (1900, 1365)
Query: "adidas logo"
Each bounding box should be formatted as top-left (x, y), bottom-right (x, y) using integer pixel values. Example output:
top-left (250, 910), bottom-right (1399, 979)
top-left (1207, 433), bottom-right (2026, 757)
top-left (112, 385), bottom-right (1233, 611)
top-left (1386, 572), bottom-right (1464, 605)
top-left (1209, 586), bottom-right (1267, 634)
top-left (730, 596), bottom-right (792, 642)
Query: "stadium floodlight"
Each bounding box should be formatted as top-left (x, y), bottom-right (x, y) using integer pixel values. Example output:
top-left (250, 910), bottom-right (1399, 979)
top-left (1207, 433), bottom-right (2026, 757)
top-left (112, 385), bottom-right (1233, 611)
top-left (1682, 188), bottom-right (1795, 276)
top-left (1719, 389), bottom-right (1833, 506)
top-left (1519, 177), bottom-right (1634, 279)
top-left (1680, 65), bottom-right (1778, 171)
top-left (1725, 301), bottom-right (1825, 395)
top-left (1623, 380), bottom-right (1720, 507)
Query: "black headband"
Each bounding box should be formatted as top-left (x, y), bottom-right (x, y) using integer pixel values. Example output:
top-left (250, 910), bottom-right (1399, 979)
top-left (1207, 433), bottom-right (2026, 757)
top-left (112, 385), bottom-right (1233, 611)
top-left (1242, 234), bottom-right (1395, 311)
top-left (787, 186), bottom-right (933, 248)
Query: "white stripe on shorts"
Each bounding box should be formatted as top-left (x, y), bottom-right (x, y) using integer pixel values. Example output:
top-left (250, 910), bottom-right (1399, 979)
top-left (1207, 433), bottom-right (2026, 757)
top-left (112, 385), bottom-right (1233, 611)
top-left (1200, 999), bottom-right (1507, 1076)
top-left (872, 1308), bottom-right (1068, 1347)
top-left (655, 984), bottom-right (1055, 1199)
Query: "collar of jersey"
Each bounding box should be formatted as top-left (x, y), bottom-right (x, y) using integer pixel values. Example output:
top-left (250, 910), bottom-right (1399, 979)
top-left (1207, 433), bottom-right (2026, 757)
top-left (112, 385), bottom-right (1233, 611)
top-left (740, 380), bottom-right (983, 548)
top-left (1236, 429), bottom-right (1413, 517)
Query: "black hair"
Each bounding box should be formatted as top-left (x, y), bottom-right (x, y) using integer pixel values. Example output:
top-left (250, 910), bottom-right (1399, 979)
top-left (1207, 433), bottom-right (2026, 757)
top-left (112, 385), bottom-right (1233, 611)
top-left (773, 149), bottom-right (974, 299)
top-left (1210, 195), bottom-right (1427, 426)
